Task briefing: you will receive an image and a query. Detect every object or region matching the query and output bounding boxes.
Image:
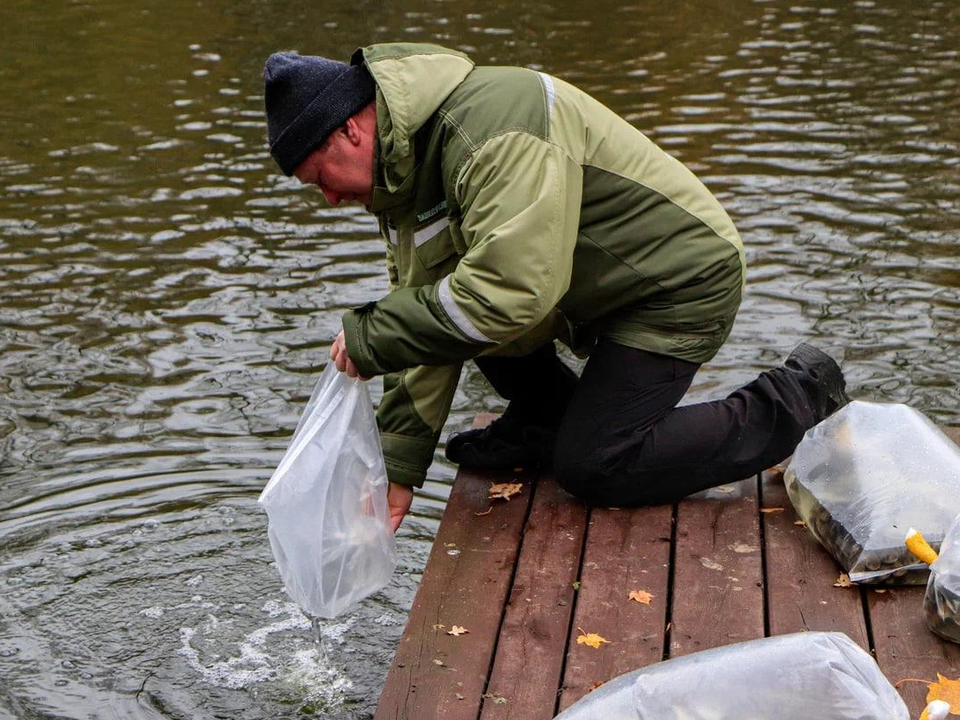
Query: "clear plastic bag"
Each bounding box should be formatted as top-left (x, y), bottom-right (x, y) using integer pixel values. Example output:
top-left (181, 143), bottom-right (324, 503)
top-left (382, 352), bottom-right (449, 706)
top-left (554, 632), bottom-right (907, 720)
top-left (259, 363), bottom-right (397, 619)
top-left (925, 513), bottom-right (960, 643)
top-left (785, 401), bottom-right (960, 583)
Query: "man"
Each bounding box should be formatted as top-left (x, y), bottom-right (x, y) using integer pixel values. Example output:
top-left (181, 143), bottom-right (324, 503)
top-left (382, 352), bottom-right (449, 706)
top-left (262, 43), bottom-right (849, 531)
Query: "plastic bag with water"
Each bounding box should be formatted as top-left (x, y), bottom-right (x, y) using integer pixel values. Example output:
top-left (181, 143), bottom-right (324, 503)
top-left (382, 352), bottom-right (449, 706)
top-left (259, 363), bottom-right (396, 619)
top-left (555, 632), bottom-right (907, 720)
top-left (925, 513), bottom-right (960, 643)
top-left (784, 401), bottom-right (960, 584)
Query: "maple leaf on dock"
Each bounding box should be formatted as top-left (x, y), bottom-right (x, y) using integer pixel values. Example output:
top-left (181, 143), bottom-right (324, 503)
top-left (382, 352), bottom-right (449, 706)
top-left (488, 482), bottom-right (522, 501)
top-left (576, 628), bottom-right (609, 649)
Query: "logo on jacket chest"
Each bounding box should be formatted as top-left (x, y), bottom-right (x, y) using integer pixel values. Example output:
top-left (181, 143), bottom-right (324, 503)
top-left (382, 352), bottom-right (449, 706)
top-left (416, 200), bottom-right (448, 224)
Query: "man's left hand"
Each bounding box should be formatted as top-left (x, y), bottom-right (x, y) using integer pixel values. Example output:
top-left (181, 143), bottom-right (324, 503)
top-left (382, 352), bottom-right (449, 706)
top-left (387, 482), bottom-right (413, 533)
top-left (330, 330), bottom-right (369, 380)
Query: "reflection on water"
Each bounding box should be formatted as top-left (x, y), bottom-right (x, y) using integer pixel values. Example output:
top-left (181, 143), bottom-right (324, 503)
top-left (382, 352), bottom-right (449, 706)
top-left (1, 0), bottom-right (958, 717)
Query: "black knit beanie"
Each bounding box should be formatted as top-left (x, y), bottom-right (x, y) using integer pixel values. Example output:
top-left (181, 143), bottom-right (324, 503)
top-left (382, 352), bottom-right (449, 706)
top-left (263, 51), bottom-right (376, 176)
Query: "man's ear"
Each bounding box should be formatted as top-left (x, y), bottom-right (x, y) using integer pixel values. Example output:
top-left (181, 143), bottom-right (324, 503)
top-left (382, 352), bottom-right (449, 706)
top-left (343, 116), bottom-right (363, 146)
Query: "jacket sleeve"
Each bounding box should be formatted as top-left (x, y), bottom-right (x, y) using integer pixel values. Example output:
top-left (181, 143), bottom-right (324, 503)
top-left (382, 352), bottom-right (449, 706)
top-left (342, 131), bottom-right (583, 377)
top-left (376, 362), bottom-right (462, 488)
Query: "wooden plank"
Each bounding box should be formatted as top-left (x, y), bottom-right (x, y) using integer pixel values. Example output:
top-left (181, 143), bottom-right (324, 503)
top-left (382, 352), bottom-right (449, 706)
top-left (556, 503), bottom-right (673, 712)
top-left (868, 425), bottom-right (960, 717)
top-left (479, 477), bottom-right (588, 720)
top-left (761, 469), bottom-right (870, 647)
top-left (374, 416), bottom-right (534, 720)
top-left (867, 587), bottom-right (960, 716)
top-left (669, 476), bottom-right (764, 657)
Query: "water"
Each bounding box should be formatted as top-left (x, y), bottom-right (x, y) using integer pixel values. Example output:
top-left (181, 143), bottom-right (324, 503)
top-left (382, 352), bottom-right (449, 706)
top-left (1, 0), bottom-right (958, 717)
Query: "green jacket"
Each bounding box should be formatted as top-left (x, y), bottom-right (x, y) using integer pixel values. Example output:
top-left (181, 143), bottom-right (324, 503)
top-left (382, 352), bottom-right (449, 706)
top-left (341, 43), bottom-right (746, 488)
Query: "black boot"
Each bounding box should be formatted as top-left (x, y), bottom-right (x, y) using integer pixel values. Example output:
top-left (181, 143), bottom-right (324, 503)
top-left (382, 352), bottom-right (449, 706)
top-left (784, 343), bottom-right (851, 422)
top-left (445, 361), bottom-right (578, 471)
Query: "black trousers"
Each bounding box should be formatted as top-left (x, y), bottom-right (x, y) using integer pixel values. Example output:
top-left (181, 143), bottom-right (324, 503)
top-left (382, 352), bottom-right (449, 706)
top-left (474, 339), bottom-right (817, 506)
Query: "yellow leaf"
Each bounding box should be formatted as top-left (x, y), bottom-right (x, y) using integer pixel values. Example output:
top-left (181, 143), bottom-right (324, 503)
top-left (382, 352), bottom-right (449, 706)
top-left (447, 625), bottom-right (469, 636)
top-left (927, 674), bottom-right (960, 712)
top-left (489, 482), bottom-right (523, 501)
top-left (760, 507), bottom-right (784, 514)
top-left (576, 628), bottom-right (609, 649)
top-left (629, 589), bottom-right (654, 605)
top-left (834, 573), bottom-right (854, 588)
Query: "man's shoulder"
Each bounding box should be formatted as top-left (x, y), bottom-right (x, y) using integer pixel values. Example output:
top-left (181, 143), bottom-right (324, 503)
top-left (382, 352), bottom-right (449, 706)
top-left (438, 66), bottom-right (551, 147)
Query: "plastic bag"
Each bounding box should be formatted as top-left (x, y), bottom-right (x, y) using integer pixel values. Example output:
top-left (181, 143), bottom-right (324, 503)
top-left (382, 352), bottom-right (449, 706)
top-left (785, 401), bottom-right (960, 583)
top-left (925, 513), bottom-right (960, 643)
top-left (554, 632), bottom-right (907, 720)
top-left (259, 363), bottom-right (397, 619)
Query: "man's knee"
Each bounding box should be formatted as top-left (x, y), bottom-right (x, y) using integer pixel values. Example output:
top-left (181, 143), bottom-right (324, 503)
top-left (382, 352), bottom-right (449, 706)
top-left (553, 448), bottom-right (613, 506)
top-left (553, 447), bottom-right (683, 507)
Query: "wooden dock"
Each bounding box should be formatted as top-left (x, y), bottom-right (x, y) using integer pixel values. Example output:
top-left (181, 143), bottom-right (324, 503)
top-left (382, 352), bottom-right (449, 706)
top-left (374, 417), bottom-right (960, 719)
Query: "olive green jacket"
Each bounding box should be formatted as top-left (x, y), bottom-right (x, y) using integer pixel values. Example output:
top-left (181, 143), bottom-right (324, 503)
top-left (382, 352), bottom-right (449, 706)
top-left (341, 43), bottom-right (746, 488)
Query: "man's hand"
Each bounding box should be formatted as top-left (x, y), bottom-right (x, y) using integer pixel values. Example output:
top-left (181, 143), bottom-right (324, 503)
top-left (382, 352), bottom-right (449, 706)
top-left (330, 330), bottom-right (369, 380)
top-left (387, 481), bottom-right (413, 533)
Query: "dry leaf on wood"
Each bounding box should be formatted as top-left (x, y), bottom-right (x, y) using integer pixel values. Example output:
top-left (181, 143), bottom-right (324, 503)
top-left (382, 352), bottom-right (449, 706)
top-left (489, 482), bottom-right (522, 501)
top-left (482, 693), bottom-right (507, 705)
top-left (576, 628), bottom-right (609, 649)
top-left (447, 625), bottom-right (469, 636)
top-left (760, 507), bottom-right (784, 514)
top-left (474, 507), bottom-right (493, 516)
top-left (794, 520), bottom-right (807, 527)
top-left (927, 673), bottom-right (960, 711)
top-left (629, 589), bottom-right (654, 605)
top-left (833, 573), bottom-right (854, 588)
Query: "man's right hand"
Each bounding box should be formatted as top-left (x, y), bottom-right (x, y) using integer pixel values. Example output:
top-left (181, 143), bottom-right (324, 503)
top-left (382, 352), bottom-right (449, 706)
top-left (330, 329), bottom-right (369, 380)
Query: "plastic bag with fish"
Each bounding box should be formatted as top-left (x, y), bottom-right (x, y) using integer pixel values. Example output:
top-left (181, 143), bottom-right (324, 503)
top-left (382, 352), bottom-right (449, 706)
top-left (785, 401), bottom-right (960, 583)
top-left (259, 363), bottom-right (396, 618)
top-left (924, 512), bottom-right (960, 643)
top-left (555, 632), bottom-right (907, 720)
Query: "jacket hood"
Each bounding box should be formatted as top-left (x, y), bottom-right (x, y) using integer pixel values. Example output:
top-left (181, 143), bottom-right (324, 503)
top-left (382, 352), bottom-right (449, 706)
top-left (352, 43), bottom-right (474, 202)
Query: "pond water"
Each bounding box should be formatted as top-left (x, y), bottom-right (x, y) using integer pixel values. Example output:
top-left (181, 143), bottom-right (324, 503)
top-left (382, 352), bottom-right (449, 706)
top-left (1, 0), bottom-right (958, 717)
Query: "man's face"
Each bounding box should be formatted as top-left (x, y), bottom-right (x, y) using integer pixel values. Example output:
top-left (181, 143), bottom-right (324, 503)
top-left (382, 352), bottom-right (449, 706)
top-left (294, 117), bottom-right (374, 207)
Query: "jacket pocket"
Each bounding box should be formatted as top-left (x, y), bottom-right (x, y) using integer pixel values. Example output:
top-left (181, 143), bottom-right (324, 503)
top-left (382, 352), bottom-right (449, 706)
top-left (413, 218), bottom-right (462, 280)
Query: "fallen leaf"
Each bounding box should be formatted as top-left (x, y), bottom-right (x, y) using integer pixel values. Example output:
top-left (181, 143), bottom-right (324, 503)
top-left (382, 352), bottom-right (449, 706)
top-left (794, 520), bottom-right (807, 527)
top-left (927, 673), bottom-right (960, 711)
top-left (874, 589), bottom-right (888, 594)
top-left (576, 628), bottom-right (609, 649)
top-left (629, 589), bottom-right (654, 605)
top-left (433, 623), bottom-right (446, 630)
top-left (433, 659), bottom-right (445, 666)
top-left (489, 482), bottom-right (522, 501)
top-left (474, 507), bottom-right (493, 516)
top-left (572, 581), bottom-right (581, 591)
top-left (482, 693), bottom-right (507, 705)
top-left (447, 625), bottom-right (469, 636)
top-left (700, 557), bottom-right (724, 571)
top-left (455, 693), bottom-right (465, 700)
top-left (760, 507), bottom-right (784, 514)
top-left (834, 573), bottom-right (854, 588)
